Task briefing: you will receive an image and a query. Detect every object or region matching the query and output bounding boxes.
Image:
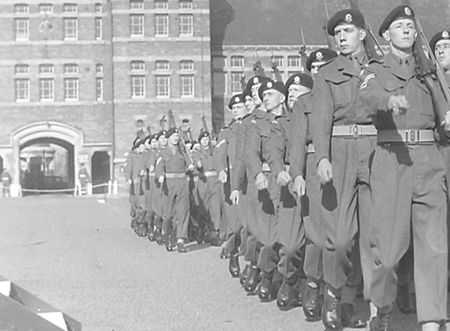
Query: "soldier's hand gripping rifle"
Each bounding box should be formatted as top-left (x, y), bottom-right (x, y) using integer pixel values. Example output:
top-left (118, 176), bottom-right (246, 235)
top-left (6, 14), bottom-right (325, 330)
top-left (349, 0), bottom-right (385, 60)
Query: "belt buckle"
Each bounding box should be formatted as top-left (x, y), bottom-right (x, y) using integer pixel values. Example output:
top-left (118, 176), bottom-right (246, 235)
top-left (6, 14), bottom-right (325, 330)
top-left (405, 130), bottom-right (418, 144)
top-left (350, 124), bottom-right (360, 137)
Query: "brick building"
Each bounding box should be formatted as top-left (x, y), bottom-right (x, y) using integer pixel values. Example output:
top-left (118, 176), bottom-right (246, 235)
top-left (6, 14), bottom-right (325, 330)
top-left (0, 0), bottom-right (448, 196)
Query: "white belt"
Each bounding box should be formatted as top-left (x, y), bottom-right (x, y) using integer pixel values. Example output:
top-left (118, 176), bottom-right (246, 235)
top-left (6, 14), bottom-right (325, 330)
top-left (165, 172), bottom-right (186, 179)
top-left (203, 171), bottom-right (217, 177)
top-left (307, 143), bottom-right (315, 154)
top-left (377, 130), bottom-right (435, 144)
top-left (261, 163), bottom-right (270, 172)
top-left (332, 125), bottom-right (377, 137)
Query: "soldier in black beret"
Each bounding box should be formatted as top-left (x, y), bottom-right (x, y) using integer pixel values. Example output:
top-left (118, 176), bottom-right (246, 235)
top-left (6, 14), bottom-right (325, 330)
top-left (360, 5), bottom-right (450, 331)
top-left (285, 72), bottom-right (313, 110)
top-left (309, 7), bottom-right (373, 330)
top-left (306, 48), bottom-right (338, 76)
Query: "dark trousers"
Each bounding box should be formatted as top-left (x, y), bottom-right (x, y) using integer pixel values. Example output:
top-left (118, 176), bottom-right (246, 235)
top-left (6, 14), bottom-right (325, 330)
top-left (162, 178), bottom-right (190, 239)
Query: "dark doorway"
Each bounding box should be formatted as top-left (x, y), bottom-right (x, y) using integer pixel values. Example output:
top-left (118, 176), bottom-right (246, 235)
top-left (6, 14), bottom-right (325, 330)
top-left (0, 156), bottom-right (3, 174)
top-left (20, 138), bottom-right (74, 195)
top-left (91, 151), bottom-right (110, 194)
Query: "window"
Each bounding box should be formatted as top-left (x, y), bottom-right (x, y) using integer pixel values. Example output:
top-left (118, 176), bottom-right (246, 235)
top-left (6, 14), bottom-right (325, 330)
top-left (15, 79), bottom-right (29, 101)
top-left (130, 0), bottom-right (144, 10)
top-left (15, 19), bottom-right (29, 40)
top-left (273, 56), bottom-right (284, 68)
top-left (179, 0), bottom-right (193, 10)
top-left (180, 75), bottom-right (194, 97)
top-left (14, 4), bottom-right (29, 14)
top-left (96, 78), bottom-right (103, 100)
top-left (288, 55), bottom-right (301, 68)
top-left (40, 79), bottom-right (54, 101)
top-left (155, 75), bottom-right (169, 97)
top-left (180, 60), bottom-right (194, 71)
top-left (63, 3), bottom-right (77, 13)
top-left (64, 64), bottom-right (78, 74)
top-left (179, 14), bottom-right (193, 36)
top-left (39, 4), bottom-right (53, 14)
top-left (39, 64), bottom-right (54, 74)
top-left (95, 18), bottom-right (102, 39)
top-left (95, 3), bottom-right (102, 13)
top-left (64, 78), bottom-right (79, 100)
top-left (230, 72), bottom-right (243, 94)
top-left (155, 0), bottom-right (168, 9)
top-left (131, 76), bottom-right (145, 98)
top-left (96, 64), bottom-right (103, 74)
top-left (15, 64), bottom-right (29, 74)
top-left (130, 14), bottom-right (144, 36)
top-left (230, 56), bottom-right (244, 68)
top-left (131, 61), bottom-right (145, 71)
top-left (155, 15), bottom-right (168, 36)
top-left (63, 18), bottom-right (78, 39)
top-left (155, 60), bottom-right (169, 71)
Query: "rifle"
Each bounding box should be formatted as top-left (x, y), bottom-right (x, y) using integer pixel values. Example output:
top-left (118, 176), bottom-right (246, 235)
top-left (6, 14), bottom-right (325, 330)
top-left (271, 52), bottom-right (284, 82)
top-left (253, 59), bottom-right (266, 77)
top-left (201, 115), bottom-right (209, 133)
top-left (159, 115), bottom-right (166, 130)
top-left (168, 109), bottom-right (176, 129)
top-left (348, 0), bottom-right (384, 60)
top-left (409, 8), bottom-right (450, 126)
top-left (299, 29), bottom-right (308, 73)
top-left (323, 0), bottom-right (336, 50)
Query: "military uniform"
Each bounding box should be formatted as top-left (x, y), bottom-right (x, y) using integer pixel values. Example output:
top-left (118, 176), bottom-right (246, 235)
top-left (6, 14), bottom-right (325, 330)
top-left (360, 10), bottom-right (448, 323)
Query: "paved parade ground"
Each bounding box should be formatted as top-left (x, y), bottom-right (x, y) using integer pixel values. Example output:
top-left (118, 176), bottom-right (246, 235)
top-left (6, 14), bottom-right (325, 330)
top-left (0, 195), bottom-right (447, 331)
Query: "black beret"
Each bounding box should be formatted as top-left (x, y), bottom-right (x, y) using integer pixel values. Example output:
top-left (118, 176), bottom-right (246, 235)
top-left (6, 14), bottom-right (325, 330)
top-left (228, 93), bottom-right (245, 109)
top-left (306, 48), bottom-right (338, 71)
top-left (198, 131), bottom-right (210, 141)
top-left (132, 137), bottom-right (143, 149)
top-left (245, 75), bottom-right (271, 95)
top-left (258, 80), bottom-right (286, 101)
top-left (285, 72), bottom-right (314, 90)
top-left (165, 127), bottom-right (179, 138)
top-left (327, 9), bottom-right (365, 36)
top-left (156, 130), bottom-right (167, 140)
top-left (430, 30), bottom-right (450, 52)
top-left (378, 5), bottom-right (415, 37)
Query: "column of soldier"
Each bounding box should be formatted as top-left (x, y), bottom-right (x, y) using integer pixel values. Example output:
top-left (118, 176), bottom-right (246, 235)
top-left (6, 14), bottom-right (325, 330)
top-left (124, 5), bottom-right (450, 331)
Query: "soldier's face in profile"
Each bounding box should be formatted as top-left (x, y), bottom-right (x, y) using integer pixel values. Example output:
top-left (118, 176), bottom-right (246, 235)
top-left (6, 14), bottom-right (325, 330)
top-left (385, 19), bottom-right (416, 51)
top-left (168, 133), bottom-right (179, 146)
top-left (435, 40), bottom-right (450, 71)
top-left (251, 84), bottom-right (263, 106)
top-left (262, 90), bottom-right (285, 112)
top-left (200, 136), bottom-right (210, 148)
top-left (150, 139), bottom-right (157, 149)
top-left (287, 85), bottom-right (310, 109)
top-left (334, 24), bottom-right (364, 55)
top-left (159, 136), bottom-right (167, 146)
top-left (244, 95), bottom-right (255, 113)
top-left (231, 103), bottom-right (247, 119)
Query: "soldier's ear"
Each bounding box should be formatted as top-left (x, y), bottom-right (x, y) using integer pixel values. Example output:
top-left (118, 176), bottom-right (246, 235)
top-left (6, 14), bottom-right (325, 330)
top-left (382, 30), bottom-right (390, 43)
top-left (359, 29), bottom-right (367, 41)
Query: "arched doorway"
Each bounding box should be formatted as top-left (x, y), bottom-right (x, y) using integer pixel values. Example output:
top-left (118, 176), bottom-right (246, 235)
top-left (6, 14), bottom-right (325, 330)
top-left (11, 121), bottom-right (84, 196)
top-left (20, 138), bottom-right (74, 195)
top-left (91, 151), bottom-right (110, 194)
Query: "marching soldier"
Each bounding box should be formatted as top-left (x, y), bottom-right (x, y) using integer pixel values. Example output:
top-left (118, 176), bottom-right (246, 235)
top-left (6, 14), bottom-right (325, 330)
top-left (310, 9), bottom-right (375, 330)
top-left (152, 130), bottom-right (168, 244)
top-left (267, 72), bottom-right (313, 310)
top-left (192, 131), bottom-right (222, 246)
top-left (360, 6), bottom-right (449, 331)
top-left (156, 128), bottom-right (195, 253)
top-left (143, 133), bottom-right (158, 241)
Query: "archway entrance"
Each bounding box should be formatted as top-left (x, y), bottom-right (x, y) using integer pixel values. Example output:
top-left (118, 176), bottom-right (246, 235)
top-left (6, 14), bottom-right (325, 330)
top-left (20, 138), bottom-right (74, 195)
top-left (91, 151), bottom-right (110, 194)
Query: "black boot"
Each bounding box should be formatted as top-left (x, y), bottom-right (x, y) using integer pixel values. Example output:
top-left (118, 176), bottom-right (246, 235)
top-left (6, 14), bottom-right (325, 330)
top-left (244, 265), bottom-right (260, 293)
top-left (155, 228), bottom-right (163, 245)
top-left (321, 287), bottom-right (341, 331)
top-left (276, 280), bottom-right (300, 311)
top-left (302, 281), bottom-right (321, 321)
top-left (220, 247), bottom-right (230, 259)
top-left (210, 230), bottom-right (221, 246)
top-left (239, 264), bottom-right (250, 285)
top-left (229, 254), bottom-right (240, 278)
top-left (258, 275), bottom-right (272, 302)
top-left (147, 225), bottom-right (155, 241)
top-left (341, 303), bottom-right (367, 328)
top-left (396, 282), bottom-right (415, 314)
top-left (369, 312), bottom-right (391, 331)
top-left (177, 240), bottom-right (187, 253)
top-left (165, 234), bottom-right (173, 252)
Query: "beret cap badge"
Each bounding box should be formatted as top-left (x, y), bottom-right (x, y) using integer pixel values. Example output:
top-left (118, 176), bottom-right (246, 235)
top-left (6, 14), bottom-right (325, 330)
top-left (267, 81), bottom-right (273, 88)
top-left (443, 31), bottom-right (450, 39)
top-left (253, 77), bottom-right (259, 84)
top-left (345, 13), bottom-right (353, 23)
top-left (316, 51), bottom-right (324, 60)
top-left (404, 7), bottom-right (411, 16)
top-left (294, 76), bottom-right (301, 84)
